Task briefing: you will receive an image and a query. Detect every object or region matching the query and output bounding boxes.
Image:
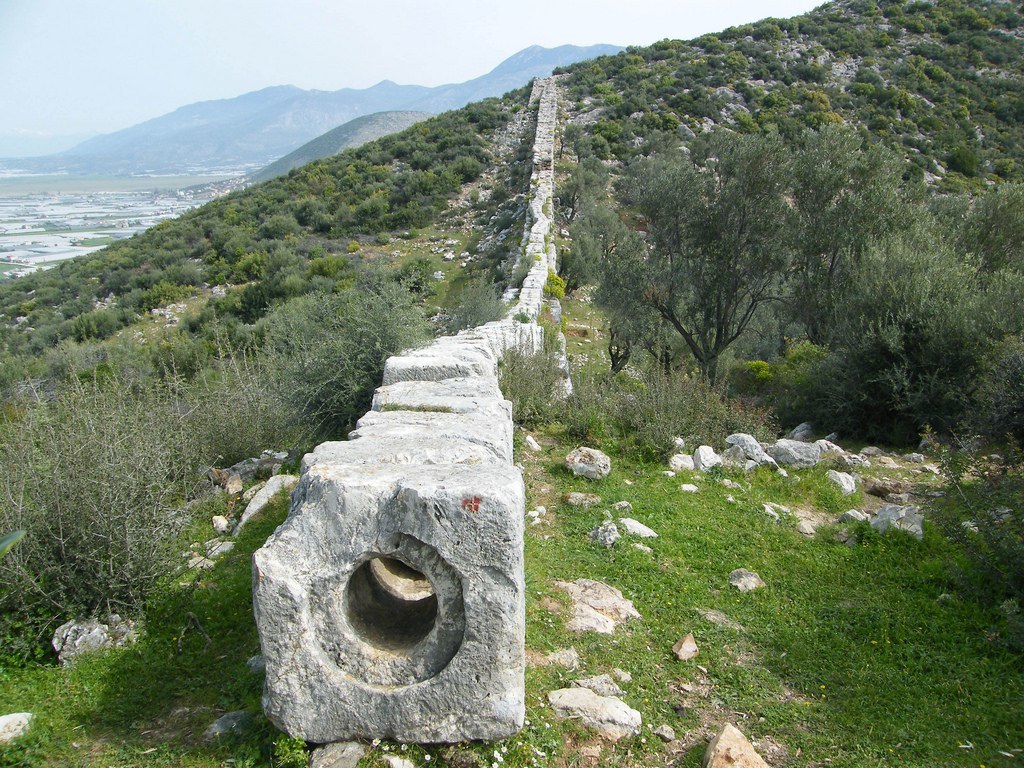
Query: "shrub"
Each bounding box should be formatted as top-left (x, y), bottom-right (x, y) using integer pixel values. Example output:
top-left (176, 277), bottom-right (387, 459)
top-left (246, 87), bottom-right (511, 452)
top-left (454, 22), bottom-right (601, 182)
top-left (442, 277), bottom-right (506, 333)
top-left (498, 346), bottom-right (566, 427)
top-left (974, 335), bottom-right (1024, 443)
top-left (544, 270), bottom-right (567, 300)
top-left (0, 376), bottom-right (204, 655)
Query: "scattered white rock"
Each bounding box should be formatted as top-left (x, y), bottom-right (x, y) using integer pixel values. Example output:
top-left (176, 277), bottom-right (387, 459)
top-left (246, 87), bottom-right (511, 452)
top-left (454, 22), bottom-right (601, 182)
top-left (786, 422), bottom-right (814, 441)
top-left (566, 447), bottom-right (612, 480)
top-left (725, 433), bottom-right (776, 467)
top-left (871, 505), bottom-right (924, 540)
top-left (590, 521), bottom-right (620, 548)
top-left (52, 616), bottom-right (138, 666)
top-left (310, 741), bottom-right (367, 768)
top-left (762, 502), bottom-right (789, 521)
top-left (694, 445), bottom-right (723, 472)
top-left (524, 435), bottom-right (542, 452)
top-left (188, 555), bottom-right (216, 571)
top-left (633, 543), bottom-right (653, 554)
top-left (565, 492), bottom-right (602, 507)
top-left (796, 520), bottom-right (816, 537)
top-left (555, 578), bottom-right (642, 634)
top-left (672, 436), bottom-right (686, 451)
top-left (241, 480), bottom-right (266, 503)
top-left (670, 453), bottom-right (696, 472)
top-left (860, 446), bottom-right (883, 456)
top-left (203, 711), bottom-right (253, 742)
top-left (878, 456), bottom-right (899, 468)
top-left (728, 569), bottom-right (765, 592)
top-left (612, 668), bottom-right (632, 683)
top-left (840, 509), bottom-right (869, 523)
top-left (548, 688), bottom-right (642, 742)
top-left (654, 724), bottom-right (677, 742)
top-left (619, 518), bottom-right (658, 538)
top-left (663, 470), bottom-right (677, 477)
top-left (903, 453), bottom-right (926, 463)
top-left (767, 439), bottom-right (821, 469)
top-left (0, 713), bottom-right (32, 743)
top-left (673, 633), bottom-right (699, 660)
top-left (814, 439), bottom-right (844, 455)
top-left (232, 474), bottom-right (299, 536)
top-left (547, 647), bottom-right (582, 670)
top-left (826, 470), bottom-right (857, 495)
top-left (211, 515), bottom-right (231, 534)
top-left (704, 722), bottom-right (770, 768)
top-left (206, 539), bottom-right (235, 558)
top-left (721, 479), bottom-right (743, 490)
top-left (680, 483), bottom-right (699, 493)
top-left (384, 756), bottom-right (417, 768)
top-left (573, 673), bottom-right (624, 697)
top-left (612, 500), bottom-right (633, 512)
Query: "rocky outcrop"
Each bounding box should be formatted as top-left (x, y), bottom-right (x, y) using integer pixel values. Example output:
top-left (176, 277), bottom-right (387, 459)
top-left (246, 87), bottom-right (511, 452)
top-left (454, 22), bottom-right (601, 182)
top-left (252, 78), bottom-right (566, 744)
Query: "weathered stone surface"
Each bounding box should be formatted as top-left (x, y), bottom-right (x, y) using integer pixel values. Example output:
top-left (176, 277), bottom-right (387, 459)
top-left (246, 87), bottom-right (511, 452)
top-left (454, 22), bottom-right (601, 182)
top-left (590, 521), bottom-right (620, 548)
top-left (353, 410), bottom-right (514, 465)
top-left (573, 673), bottom-right (624, 697)
top-left (371, 376), bottom-right (507, 416)
top-left (524, 435), bottom-right (542, 452)
top-left (225, 473), bottom-right (244, 496)
top-left (680, 484), bottom-right (699, 493)
top-left (693, 445), bottom-right (723, 472)
top-left (673, 633), bottom-right (699, 660)
top-left (566, 447), bottom-right (611, 480)
top-left (704, 723), bottom-right (769, 768)
top-left (863, 476), bottom-right (907, 498)
top-left (548, 688), bottom-right (641, 741)
top-left (203, 711), bottom-right (253, 742)
top-left (766, 439), bottom-right (821, 469)
top-left (565, 492), bottom-right (601, 507)
top-left (211, 515), bottom-right (231, 535)
top-left (0, 713), bottom-right (32, 743)
top-left (612, 500), bottom-right (633, 512)
top-left (383, 756), bottom-right (416, 768)
top-left (233, 474), bottom-right (299, 536)
top-left (546, 647), bottom-right (582, 669)
top-left (254, 463), bottom-right (526, 743)
top-left (669, 453), bottom-right (696, 472)
top-left (796, 520), bottom-right (816, 537)
top-left (840, 509), bottom-right (869, 523)
top-left (871, 505), bottom-right (924, 540)
top-left (786, 422), bottom-right (814, 441)
top-left (725, 434), bottom-right (775, 467)
top-left (619, 518), bottom-right (658, 538)
top-left (728, 569), bottom-right (765, 592)
top-left (52, 616), bottom-right (138, 665)
top-left (555, 578), bottom-right (641, 634)
top-left (654, 724), bottom-right (677, 742)
top-left (310, 742), bottom-right (368, 768)
top-left (826, 470), bottom-right (857, 495)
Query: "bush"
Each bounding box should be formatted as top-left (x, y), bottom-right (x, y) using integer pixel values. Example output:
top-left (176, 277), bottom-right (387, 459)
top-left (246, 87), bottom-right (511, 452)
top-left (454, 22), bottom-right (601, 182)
top-left (0, 376), bottom-right (204, 656)
top-left (498, 346), bottom-right (566, 427)
top-left (442, 277), bottom-right (506, 333)
top-left (974, 335), bottom-right (1024, 443)
top-left (544, 270), bottom-right (566, 300)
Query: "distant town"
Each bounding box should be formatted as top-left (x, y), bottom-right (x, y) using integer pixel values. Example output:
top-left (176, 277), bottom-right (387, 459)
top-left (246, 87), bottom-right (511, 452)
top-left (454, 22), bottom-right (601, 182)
top-left (0, 176), bottom-right (242, 280)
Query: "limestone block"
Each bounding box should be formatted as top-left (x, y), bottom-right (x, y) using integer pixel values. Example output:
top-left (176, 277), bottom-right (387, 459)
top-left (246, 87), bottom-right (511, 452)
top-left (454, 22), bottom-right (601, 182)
top-left (301, 436), bottom-right (500, 474)
top-left (371, 377), bottom-right (510, 417)
top-left (351, 410), bottom-right (513, 464)
top-left (253, 462), bottom-right (526, 743)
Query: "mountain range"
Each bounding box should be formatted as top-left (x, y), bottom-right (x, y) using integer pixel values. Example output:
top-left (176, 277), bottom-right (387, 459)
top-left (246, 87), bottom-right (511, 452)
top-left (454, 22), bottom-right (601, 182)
top-left (0, 44), bottom-right (621, 177)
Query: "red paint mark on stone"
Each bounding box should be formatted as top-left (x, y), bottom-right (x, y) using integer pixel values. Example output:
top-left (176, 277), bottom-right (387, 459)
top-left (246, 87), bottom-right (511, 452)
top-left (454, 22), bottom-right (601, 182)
top-left (461, 496), bottom-right (482, 512)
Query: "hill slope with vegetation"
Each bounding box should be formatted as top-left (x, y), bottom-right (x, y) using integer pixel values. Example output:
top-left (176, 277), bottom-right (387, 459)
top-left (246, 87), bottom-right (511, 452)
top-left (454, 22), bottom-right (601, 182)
top-left (2, 1), bottom-right (1024, 766)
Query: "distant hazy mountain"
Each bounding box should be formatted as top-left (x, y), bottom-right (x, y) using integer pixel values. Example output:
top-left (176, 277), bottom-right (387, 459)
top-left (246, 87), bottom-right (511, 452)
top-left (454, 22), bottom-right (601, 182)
top-left (250, 111), bottom-right (432, 183)
top-left (3, 44), bottom-right (621, 176)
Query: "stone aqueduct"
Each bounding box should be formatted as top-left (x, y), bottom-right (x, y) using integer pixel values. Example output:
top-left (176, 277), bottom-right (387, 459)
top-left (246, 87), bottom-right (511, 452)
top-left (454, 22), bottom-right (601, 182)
top-left (252, 77), bottom-right (565, 743)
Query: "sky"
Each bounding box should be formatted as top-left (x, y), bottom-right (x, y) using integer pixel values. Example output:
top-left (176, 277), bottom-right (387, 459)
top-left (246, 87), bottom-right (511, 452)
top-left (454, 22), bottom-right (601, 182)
top-left (0, 0), bottom-right (824, 156)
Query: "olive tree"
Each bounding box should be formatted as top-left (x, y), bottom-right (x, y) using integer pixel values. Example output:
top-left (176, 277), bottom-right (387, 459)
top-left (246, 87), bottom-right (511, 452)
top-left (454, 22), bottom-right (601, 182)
top-left (616, 132), bottom-right (791, 382)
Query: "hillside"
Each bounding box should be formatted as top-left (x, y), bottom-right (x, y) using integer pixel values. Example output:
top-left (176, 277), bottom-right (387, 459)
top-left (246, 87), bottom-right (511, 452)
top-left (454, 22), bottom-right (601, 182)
top-left (0, 44), bottom-right (621, 176)
top-left (249, 111), bottom-right (432, 183)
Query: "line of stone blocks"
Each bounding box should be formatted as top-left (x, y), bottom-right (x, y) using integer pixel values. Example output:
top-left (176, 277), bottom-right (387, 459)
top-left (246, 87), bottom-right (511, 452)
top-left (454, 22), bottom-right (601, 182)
top-left (253, 77), bottom-right (562, 746)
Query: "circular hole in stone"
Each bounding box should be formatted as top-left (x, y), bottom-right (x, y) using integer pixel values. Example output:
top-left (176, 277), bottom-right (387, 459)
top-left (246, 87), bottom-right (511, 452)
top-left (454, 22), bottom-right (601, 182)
top-left (345, 556), bottom-right (438, 651)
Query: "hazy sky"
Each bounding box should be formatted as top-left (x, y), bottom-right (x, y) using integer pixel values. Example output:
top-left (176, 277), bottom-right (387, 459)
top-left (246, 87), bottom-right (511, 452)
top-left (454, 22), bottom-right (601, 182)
top-left (0, 0), bottom-right (823, 154)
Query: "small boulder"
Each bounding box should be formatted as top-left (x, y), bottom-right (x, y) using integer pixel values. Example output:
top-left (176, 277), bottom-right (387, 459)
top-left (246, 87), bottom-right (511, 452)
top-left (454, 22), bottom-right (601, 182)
top-left (619, 518), bottom-right (658, 538)
top-left (815, 439), bottom-right (844, 455)
top-left (565, 492), bottom-right (602, 507)
top-left (871, 505), bottom-right (924, 540)
top-left (233, 474), bottom-right (299, 536)
top-left (839, 509), bottom-right (869, 523)
top-left (612, 500), bottom-right (633, 512)
top-left (310, 742), bottom-right (367, 768)
top-left (704, 723), bottom-right (769, 768)
top-left (826, 470), bottom-right (857, 495)
top-left (547, 647), bottom-right (582, 669)
top-left (903, 452), bottom-right (926, 463)
top-left (589, 521), bottom-right (620, 549)
top-left (211, 515), bottom-right (231, 535)
top-left (693, 445), bottom-right (723, 472)
top-left (680, 483), bottom-right (699, 493)
top-left (548, 688), bottom-right (642, 742)
top-left (786, 422), bottom-right (814, 441)
top-left (566, 447), bottom-right (612, 480)
top-left (863, 477), bottom-right (907, 498)
top-left (860, 446), bottom-right (884, 457)
top-left (728, 569), bottom-right (765, 592)
top-left (673, 633), bottom-right (699, 660)
top-left (766, 439), bottom-right (821, 469)
top-left (203, 711), bottom-right (253, 742)
top-left (224, 473), bottom-right (243, 496)
top-left (573, 673), bottom-right (624, 697)
top-left (725, 433), bottom-right (775, 467)
top-left (555, 578), bottom-right (642, 634)
top-left (384, 757), bottom-right (416, 768)
top-left (52, 616), bottom-right (138, 666)
top-left (654, 724), bottom-right (677, 742)
top-left (669, 453), bottom-right (696, 472)
top-left (0, 713), bottom-right (32, 744)
top-left (524, 435), bottom-right (542, 452)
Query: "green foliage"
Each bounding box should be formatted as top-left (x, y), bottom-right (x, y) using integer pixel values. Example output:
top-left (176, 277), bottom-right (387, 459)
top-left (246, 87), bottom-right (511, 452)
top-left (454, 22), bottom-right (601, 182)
top-left (498, 346), bottom-right (566, 427)
top-left (618, 132), bottom-right (791, 382)
top-left (974, 335), bottom-right (1024, 443)
top-left (0, 529), bottom-right (25, 559)
top-left (272, 736), bottom-right (309, 768)
top-left (262, 273), bottom-right (429, 438)
top-left (441, 276), bottom-right (506, 333)
top-left (543, 270), bottom-right (566, 300)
